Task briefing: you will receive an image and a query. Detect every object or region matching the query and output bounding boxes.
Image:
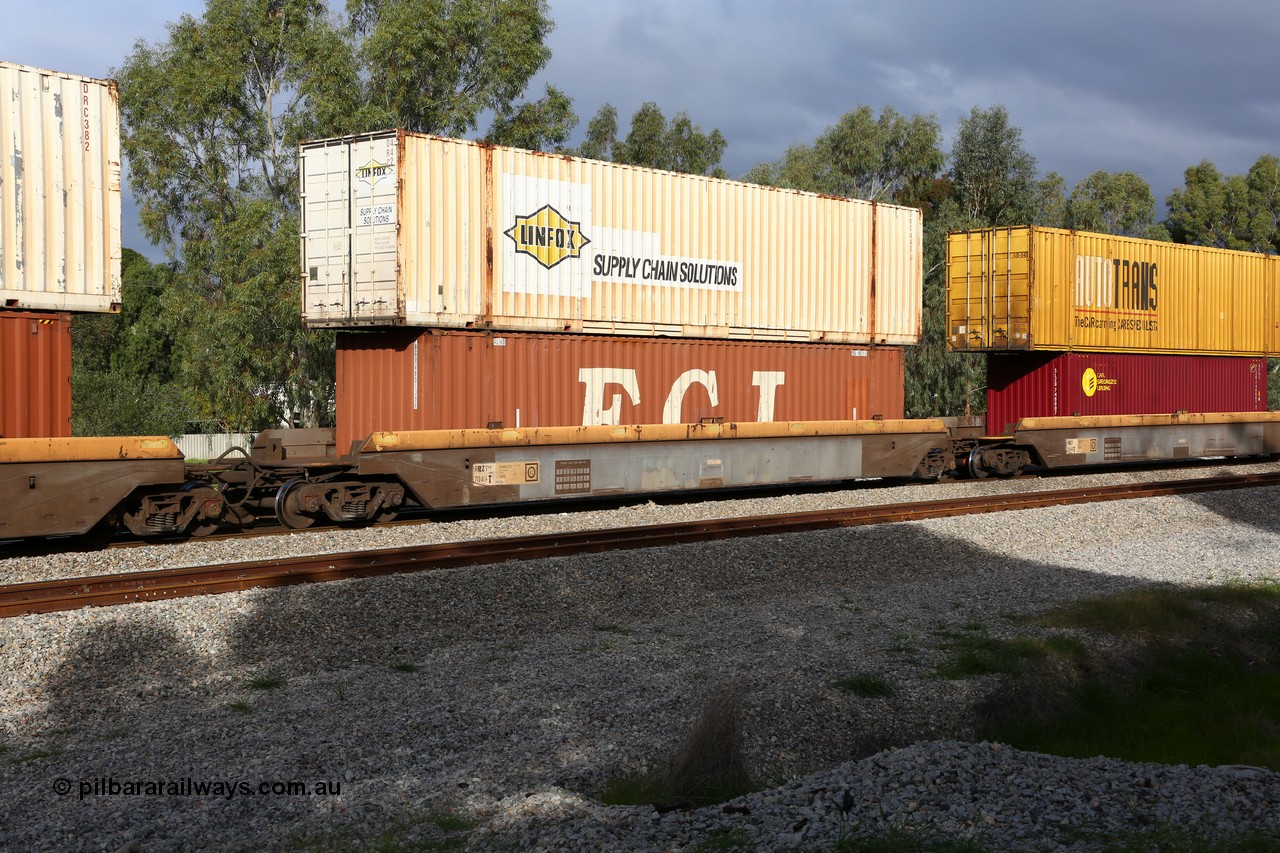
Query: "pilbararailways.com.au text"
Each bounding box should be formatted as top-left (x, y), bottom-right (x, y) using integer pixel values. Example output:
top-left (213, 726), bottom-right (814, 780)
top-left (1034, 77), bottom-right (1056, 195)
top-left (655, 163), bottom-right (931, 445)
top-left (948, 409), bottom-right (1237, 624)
top-left (53, 776), bottom-right (342, 800)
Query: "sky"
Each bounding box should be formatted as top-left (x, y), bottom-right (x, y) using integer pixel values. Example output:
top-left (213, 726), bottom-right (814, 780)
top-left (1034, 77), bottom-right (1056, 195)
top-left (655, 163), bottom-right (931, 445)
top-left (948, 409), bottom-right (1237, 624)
top-left (5, 0), bottom-right (1278, 259)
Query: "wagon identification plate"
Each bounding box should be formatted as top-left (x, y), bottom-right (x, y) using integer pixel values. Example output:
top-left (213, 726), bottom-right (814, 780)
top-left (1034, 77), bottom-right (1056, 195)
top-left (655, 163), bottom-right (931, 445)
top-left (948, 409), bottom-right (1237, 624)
top-left (1065, 438), bottom-right (1098, 454)
top-left (472, 461), bottom-right (540, 486)
top-left (554, 459), bottom-right (592, 494)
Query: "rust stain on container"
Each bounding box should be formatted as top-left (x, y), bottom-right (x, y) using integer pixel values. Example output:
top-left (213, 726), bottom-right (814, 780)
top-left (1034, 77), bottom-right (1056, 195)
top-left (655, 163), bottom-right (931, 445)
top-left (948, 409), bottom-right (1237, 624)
top-left (946, 226), bottom-right (1280, 355)
top-left (985, 352), bottom-right (1268, 435)
top-left (336, 329), bottom-right (906, 450)
top-left (0, 311), bottom-right (71, 438)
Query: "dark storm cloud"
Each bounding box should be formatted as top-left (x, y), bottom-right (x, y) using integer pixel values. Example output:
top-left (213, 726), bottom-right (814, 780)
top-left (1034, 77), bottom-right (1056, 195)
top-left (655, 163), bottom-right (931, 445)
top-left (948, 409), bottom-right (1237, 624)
top-left (538, 0), bottom-right (1280, 209)
top-left (10, 0), bottom-right (1278, 256)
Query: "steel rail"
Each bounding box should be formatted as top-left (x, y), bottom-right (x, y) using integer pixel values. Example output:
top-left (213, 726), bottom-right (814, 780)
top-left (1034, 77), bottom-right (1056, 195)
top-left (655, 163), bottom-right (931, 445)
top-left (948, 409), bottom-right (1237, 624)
top-left (4, 471), bottom-right (1279, 618)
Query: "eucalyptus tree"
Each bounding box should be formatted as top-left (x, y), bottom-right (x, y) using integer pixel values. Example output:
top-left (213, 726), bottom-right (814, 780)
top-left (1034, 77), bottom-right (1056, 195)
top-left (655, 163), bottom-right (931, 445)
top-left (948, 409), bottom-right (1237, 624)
top-left (1164, 161), bottom-right (1252, 250)
top-left (579, 102), bottom-right (728, 176)
top-left (1168, 156), bottom-right (1280, 253)
top-left (485, 85), bottom-right (577, 151)
top-left (1164, 155), bottom-right (1280, 407)
top-left (350, 0), bottom-right (569, 140)
top-left (72, 250), bottom-right (188, 435)
top-left (1032, 171), bottom-right (1068, 228)
top-left (1241, 155), bottom-right (1280, 253)
top-left (1066, 170), bottom-right (1166, 238)
top-left (117, 0), bottom-right (361, 430)
top-left (950, 105), bottom-right (1037, 226)
top-left (743, 105), bottom-right (944, 206)
top-left (117, 0), bottom-right (562, 430)
top-left (903, 196), bottom-right (987, 419)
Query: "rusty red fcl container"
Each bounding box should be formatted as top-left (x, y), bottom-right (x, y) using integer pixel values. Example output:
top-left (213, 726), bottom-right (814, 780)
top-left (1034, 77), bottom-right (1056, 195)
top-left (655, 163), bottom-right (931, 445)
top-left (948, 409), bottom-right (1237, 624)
top-left (0, 310), bottom-right (72, 438)
top-left (335, 329), bottom-right (906, 450)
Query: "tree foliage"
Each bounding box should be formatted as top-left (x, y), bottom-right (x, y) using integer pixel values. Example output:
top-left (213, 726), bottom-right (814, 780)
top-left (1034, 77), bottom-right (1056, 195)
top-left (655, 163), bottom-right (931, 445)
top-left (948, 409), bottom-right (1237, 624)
top-left (905, 197), bottom-right (987, 418)
top-left (351, 0), bottom-right (554, 136)
top-left (485, 84), bottom-right (577, 151)
top-left (1032, 171), bottom-right (1069, 228)
top-left (72, 250), bottom-right (188, 435)
top-left (114, 0), bottom-right (562, 431)
top-left (744, 106), bottom-right (943, 205)
top-left (116, 0), bottom-right (358, 430)
top-left (1065, 170), bottom-right (1169, 239)
top-left (950, 105), bottom-right (1037, 226)
top-left (579, 102), bottom-right (728, 176)
top-left (1166, 157), bottom-right (1280, 252)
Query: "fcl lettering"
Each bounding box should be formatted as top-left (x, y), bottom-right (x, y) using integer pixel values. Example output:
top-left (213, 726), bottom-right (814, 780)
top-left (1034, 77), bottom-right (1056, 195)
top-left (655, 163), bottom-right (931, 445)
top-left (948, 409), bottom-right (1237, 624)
top-left (577, 369), bottom-right (787, 425)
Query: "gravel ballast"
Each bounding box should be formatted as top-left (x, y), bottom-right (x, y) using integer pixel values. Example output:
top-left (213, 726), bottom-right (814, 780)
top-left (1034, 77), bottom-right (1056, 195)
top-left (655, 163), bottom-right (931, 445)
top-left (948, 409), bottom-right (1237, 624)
top-left (1, 464), bottom-right (1278, 851)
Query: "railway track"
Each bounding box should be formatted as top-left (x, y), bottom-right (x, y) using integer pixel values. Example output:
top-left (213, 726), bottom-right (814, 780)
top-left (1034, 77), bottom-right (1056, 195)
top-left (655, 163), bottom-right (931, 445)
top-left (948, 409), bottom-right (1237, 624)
top-left (4, 470), bottom-right (1278, 618)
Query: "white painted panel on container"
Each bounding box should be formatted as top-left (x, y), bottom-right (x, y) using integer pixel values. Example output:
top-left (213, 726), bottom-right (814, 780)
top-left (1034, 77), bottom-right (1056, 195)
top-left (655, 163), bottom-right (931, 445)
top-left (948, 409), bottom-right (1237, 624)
top-left (501, 173), bottom-right (593, 297)
top-left (348, 134), bottom-right (400, 322)
top-left (1, 62), bottom-right (120, 313)
top-left (302, 132), bottom-right (401, 324)
top-left (301, 140), bottom-right (352, 323)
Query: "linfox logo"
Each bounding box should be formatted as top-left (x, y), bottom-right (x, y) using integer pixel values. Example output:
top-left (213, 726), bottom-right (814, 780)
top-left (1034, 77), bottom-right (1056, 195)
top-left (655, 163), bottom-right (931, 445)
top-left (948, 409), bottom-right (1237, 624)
top-left (504, 205), bottom-right (591, 270)
top-left (355, 159), bottom-right (392, 187)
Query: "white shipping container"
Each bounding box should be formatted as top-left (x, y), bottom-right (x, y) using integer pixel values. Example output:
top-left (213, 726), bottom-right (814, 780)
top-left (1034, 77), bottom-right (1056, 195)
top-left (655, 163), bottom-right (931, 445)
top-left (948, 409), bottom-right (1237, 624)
top-left (300, 130), bottom-right (922, 345)
top-left (1, 62), bottom-right (121, 313)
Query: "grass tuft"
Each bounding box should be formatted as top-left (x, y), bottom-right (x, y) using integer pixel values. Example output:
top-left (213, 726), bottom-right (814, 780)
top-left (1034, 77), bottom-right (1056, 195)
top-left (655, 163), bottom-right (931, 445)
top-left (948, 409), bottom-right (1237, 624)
top-left (289, 808), bottom-right (474, 852)
top-left (601, 683), bottom-right (757, 810)
top-left (833, 824), bottom-right (988, 852)
top-left (967, 582), bottom-right (1280, 771)
top-left (243, 672), bottom-right (285, 690)
top-left (831, 673), bottom-right (894, 698)
top-left (6, 747), bottom-right (62, 765)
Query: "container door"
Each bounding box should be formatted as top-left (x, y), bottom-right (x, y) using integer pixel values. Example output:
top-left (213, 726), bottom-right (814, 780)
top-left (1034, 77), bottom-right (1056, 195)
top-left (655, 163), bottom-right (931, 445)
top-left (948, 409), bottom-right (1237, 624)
top-left (946, 227), bottom-right (1031, 350)
top-left (300, 135), bottom-right (401, 325)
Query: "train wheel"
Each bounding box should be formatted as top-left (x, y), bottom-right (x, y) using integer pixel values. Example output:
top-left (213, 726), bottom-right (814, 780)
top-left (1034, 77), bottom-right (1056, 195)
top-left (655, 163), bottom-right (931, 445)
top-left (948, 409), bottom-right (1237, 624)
top-left (966, 446), bottom-right (991, 479)
top-left (275, 479), bottom-right (318, 529)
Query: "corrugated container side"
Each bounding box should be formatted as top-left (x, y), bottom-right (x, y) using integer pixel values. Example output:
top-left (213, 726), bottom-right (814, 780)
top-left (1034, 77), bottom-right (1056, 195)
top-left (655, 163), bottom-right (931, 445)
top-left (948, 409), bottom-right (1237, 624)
top-left (335, 329), bottom-right (905, 450)
top-left (0, 311), bottom-right (72, 437)
top-left (876, 203), bottom-right (923, 344)
top-left (947, 226), bottom-right (1278, 355)
top-left (985, 352), bottom-right (1267, 435)
top-left (1, 62), bottom-right (121, 313)
top-left (301, 131), bottom-right (922, 345)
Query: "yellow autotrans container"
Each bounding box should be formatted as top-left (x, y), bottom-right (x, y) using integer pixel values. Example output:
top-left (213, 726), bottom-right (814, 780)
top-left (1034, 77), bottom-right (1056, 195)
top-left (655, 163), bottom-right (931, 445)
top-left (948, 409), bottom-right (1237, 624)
top-left (946, 226), bottom-right (1280, 355)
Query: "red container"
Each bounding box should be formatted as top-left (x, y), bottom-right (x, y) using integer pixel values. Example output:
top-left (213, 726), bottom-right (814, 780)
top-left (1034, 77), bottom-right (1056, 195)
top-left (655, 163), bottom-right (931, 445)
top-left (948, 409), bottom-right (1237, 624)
top-left (336, 329), bottom-right (905, 450)
top-left (0, 310), bottom-right (72, 437)
top-left (985, 352), bottom-right (1268, 434)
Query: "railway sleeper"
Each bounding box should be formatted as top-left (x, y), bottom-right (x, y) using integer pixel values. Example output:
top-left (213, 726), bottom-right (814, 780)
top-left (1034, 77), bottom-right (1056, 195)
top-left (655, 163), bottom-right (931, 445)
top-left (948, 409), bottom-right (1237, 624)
top-left (122, 487), bottom-right (226, 537)
top-left (275, 479), bottom-right (406, 529)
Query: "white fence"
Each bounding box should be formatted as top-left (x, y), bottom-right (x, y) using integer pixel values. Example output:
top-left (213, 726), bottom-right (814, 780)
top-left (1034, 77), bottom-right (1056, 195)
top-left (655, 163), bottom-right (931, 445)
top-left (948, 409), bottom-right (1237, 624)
top-left (172, 433), bottom-right (255, 460)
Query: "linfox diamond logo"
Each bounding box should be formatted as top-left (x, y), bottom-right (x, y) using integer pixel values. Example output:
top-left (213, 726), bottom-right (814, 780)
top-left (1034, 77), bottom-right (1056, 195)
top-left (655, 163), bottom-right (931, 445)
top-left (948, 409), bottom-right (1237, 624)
top-left (504, 205), bottom-right (591, 270)
top-left (355, 159), bottom-right (392, 187)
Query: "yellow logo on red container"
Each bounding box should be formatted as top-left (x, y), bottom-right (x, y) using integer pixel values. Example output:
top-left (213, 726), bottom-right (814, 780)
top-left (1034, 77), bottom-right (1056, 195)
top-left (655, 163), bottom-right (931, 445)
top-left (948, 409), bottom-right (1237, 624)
top-left (1081, 367), bottom-right (1118, 396)
top-left (505, 205), bottom-right (591, 270)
